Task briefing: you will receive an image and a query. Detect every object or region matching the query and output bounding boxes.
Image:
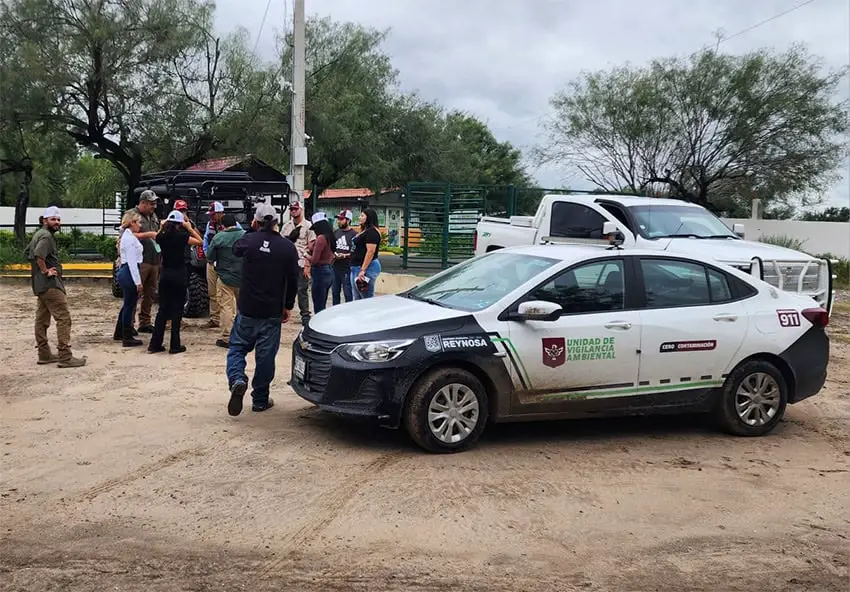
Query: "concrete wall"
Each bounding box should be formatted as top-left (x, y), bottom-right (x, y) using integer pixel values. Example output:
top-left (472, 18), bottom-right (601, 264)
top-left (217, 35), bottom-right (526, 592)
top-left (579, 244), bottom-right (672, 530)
top-left (721, 218), bottom-right (849, 258)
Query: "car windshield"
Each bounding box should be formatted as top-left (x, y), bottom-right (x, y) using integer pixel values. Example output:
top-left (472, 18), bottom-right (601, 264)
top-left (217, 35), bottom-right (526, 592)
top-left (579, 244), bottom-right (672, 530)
top-left (628, 205), bottom-right (738, 239)
top-left (406, 252), bottom-right (558, 312)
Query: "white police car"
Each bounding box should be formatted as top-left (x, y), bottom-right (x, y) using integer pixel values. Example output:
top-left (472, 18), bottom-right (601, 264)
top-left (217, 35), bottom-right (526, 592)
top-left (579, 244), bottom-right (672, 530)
top-left (290, 245), bottom-right (830, 453)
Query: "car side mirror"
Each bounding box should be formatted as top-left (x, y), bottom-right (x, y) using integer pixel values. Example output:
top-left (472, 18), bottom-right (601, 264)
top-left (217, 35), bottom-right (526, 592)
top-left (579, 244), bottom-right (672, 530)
top-left (513, 300), bottom-right (562, 322)
top-left (602, 221), bottom-right (625, 247)
top-left (733, 223), bottom-right (745, 238)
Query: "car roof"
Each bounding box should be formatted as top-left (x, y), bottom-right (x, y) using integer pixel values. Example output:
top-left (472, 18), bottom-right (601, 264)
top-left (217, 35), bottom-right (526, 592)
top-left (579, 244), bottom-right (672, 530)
top-left (498, 243), bottom-right (723, 265)
top-left (545, 193), bottom-right (703, 208)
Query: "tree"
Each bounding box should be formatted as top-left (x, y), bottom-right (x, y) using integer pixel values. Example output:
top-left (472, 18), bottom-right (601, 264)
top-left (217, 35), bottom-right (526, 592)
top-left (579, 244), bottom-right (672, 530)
top-left (278, 18), bottom-right (529, 201)
top-left (144, 10), bottom-right (283, 171)
top-left (64, 154), bottom-right (124, 208)
top-left (538, 45), bottom-right (849, 212)
top-left (0, 0), bottom-right (207, 206)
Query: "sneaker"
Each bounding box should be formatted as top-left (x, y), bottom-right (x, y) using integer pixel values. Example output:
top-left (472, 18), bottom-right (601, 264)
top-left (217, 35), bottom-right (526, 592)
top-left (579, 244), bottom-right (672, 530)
top-left (215, 339), bottom-right (229, 348)
top-left (57, 356), bottom-right (86, 368)
top-left (228, 382), bottom-right (247, 416)
top-left (37, 353), bottom-right (59, 365)
top-left (252, 397), bottom-right (275, 412)
top-left (169, 345), bottom-right (187, 355)
top-left (137, 325), bottom-right (154, 334)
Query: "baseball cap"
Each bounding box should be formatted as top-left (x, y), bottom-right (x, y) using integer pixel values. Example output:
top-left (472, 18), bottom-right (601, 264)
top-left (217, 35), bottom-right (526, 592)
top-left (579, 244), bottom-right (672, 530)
top-left (337, 209), bottom-right (353, 221)
top-left (166, 210), bottom-right (184, 224)
top-left (209, 201), bottom-right (224, 213)
top-left (173, 199), bottom-right (188, 211)
top-left (42, 206), bottom-right (61, 219)
top-left (140, 190), bottom-right (158, 202)
top-left (311, 212), bottom-right (327, 224)
top-left (254, 202), bottom-right (279, 222)
top-left (289, 200), bottom-right (302, 209)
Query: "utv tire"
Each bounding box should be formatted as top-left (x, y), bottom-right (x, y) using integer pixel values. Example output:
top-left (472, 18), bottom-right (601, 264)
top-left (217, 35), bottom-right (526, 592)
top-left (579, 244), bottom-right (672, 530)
top-left (111, 260), bottom-right (123, 298)
top-left (714, 360), bottom-right (788, 437)
top-left (183, 270), bottom-right (209, 318)
top-left (404, 368), bottom-right (489, 454)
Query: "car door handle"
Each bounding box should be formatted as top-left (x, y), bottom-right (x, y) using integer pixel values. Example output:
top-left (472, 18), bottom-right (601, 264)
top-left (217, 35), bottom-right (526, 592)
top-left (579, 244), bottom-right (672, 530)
top-left (713, 314), bottom-right (738, 322)
top-left (605, 321), bottom-right (632, 330)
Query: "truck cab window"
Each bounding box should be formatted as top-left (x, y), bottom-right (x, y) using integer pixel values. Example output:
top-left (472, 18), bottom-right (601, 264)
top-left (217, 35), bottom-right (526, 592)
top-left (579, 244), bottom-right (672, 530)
top-left (549, 203), bottom-right (607, 239)
top-left (599, 203), bottom-right (634, 233)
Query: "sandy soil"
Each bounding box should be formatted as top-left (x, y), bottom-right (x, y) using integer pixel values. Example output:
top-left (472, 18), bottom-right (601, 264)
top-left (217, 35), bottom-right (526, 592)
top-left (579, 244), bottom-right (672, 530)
top-left (1, 281), bottom-right (848, 592)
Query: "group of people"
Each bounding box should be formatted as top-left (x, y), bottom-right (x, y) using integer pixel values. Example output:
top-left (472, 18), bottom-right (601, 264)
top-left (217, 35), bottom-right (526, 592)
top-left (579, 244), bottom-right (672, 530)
top-left (281, 201), bottom-right (383, 325)
top-left (26, 196), bottom-right (384, 417)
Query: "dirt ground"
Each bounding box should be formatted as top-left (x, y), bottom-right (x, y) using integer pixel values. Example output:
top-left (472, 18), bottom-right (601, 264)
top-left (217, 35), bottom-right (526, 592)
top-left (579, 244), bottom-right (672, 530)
top-left (1, 280), bottom-right (848, 592)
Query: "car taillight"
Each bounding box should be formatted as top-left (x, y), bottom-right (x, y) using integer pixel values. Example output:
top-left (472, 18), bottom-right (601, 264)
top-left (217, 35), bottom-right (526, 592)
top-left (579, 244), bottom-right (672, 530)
top-left (802, 308), bottom-right (829, 327)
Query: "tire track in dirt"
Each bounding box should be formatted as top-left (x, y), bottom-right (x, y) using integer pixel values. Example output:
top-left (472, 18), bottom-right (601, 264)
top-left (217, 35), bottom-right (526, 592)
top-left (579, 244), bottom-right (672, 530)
top-left (256, 451), bottom-right (404, 578)
top-left (78, 446), bottom-right (210, 501)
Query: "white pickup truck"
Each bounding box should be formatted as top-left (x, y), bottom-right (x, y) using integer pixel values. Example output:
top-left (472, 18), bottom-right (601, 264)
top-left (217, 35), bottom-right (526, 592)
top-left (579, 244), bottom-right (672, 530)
top-left (474, 194), bottom-right (834, 310)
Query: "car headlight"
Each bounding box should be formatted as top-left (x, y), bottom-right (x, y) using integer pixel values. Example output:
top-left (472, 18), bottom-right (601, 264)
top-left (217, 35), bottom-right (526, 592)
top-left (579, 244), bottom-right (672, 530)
top-left (338, 339), bottom-right (415, 363)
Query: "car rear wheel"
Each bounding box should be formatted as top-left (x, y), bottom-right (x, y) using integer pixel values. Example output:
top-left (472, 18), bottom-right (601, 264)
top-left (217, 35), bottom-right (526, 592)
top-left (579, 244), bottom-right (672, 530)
top-left (714, 360), bottom-right (788, 436)
top-left (404, 368), bottom-right (489, 453)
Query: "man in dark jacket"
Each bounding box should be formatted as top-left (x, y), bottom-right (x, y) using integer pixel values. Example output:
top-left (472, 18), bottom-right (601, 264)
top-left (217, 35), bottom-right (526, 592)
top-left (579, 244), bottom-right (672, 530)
top-left (226, 203), bottom-right (299, 416)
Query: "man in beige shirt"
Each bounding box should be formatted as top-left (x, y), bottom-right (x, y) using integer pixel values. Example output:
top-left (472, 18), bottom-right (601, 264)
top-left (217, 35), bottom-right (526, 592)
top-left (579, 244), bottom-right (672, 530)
top-left (280, 200), bottom-right (315, 325)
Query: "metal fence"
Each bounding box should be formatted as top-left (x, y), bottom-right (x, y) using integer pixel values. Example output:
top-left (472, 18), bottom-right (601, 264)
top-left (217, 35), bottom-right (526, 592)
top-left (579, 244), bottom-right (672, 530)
top-left (0, 223), bottom-right (120, 260)
top-left (399, 184), bottom-right (579, 271)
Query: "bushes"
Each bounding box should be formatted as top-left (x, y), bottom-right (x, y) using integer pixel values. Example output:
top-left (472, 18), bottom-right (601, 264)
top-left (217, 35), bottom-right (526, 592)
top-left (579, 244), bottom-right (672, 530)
top-left (0, 229), bottom-right (115, 266)
top-left (758, 234), bottom-right (807, 251)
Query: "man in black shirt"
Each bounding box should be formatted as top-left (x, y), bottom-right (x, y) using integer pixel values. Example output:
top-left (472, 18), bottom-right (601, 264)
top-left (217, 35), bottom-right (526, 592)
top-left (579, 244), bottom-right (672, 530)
top-left (226, 203), bottom-right (299, 416)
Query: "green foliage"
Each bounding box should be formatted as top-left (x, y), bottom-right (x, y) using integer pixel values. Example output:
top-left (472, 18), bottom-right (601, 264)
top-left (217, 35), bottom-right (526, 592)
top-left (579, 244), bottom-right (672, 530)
top-left (64, 154), bottom-right (124, 207)
top-left (539, 45), bottom-right (849, 211)
top-left (802, 207), bottom-right (850, 222)
top-left (414, 234), bottom-right (475, 260)
top-left (758, 234), bottom-right (808, 251)
top-left (0, 229), bottom-right (116, 261)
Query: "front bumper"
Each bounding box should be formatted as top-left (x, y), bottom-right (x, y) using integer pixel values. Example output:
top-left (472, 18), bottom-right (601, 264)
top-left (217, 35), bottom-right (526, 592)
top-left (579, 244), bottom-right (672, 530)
top-left (289, 340), bottom-right (408, 427)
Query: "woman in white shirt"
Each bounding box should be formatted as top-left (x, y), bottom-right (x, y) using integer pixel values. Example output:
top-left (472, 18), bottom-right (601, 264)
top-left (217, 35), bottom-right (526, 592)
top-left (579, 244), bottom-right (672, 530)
top-left (113, 210), bottom-right (145, 347)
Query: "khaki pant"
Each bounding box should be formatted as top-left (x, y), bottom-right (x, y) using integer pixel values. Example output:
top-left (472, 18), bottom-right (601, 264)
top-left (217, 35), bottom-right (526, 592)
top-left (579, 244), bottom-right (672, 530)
top-left (35, 288), bottom-right (72, 361)
top-left (218, 282), bottom-right (239, 340)
top-left (137, 262), bottom-right (159, 326)
top-left (207, 263), bottom-right (220, 324)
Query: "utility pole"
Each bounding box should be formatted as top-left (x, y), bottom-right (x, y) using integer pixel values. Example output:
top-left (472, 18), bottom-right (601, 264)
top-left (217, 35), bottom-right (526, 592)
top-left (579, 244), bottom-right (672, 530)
top-left (289, 0), bottom-right (307, 204)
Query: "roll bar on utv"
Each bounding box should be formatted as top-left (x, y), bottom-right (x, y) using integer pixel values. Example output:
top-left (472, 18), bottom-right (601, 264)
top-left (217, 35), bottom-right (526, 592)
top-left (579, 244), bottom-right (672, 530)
top-left (131, 170), bottom-right (292, 226)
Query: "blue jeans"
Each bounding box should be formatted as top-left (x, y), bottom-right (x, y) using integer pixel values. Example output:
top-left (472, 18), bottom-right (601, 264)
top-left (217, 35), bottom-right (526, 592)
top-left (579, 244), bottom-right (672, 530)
top-left (117, 264), bottom-right (139, 327)
top-left (332, 266), bottom-right (352, 305)
top-left (226, 313), bottom-right (282, 406)
top-left (311, 264), bottom-right (334, 313)
top-left (350, 260), bottom-right (381, 300)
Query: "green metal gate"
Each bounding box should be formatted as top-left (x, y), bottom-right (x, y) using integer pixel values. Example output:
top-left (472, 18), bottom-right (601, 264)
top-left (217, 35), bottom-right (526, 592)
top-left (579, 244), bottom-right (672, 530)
top-left (402, 183), bottom-right (521, 270)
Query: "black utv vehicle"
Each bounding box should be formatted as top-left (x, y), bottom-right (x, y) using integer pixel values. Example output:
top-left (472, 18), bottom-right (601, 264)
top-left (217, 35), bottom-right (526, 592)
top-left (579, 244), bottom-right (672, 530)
top-left (111, 170), bottom-right (290, 318)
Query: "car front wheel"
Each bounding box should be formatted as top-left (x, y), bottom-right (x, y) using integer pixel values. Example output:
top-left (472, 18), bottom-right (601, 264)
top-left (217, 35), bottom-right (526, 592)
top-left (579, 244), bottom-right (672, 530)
top-left (714, 360), bottom-right (788, 436)
top-left (404, 368), bottom-right (489, 453)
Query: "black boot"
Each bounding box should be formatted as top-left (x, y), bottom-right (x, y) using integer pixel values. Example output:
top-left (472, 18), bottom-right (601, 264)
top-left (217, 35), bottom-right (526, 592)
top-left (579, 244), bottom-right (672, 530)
top-left (113, 319), bottom-right (122, 341)
top-left (122, 325), bottom-right (143, 347)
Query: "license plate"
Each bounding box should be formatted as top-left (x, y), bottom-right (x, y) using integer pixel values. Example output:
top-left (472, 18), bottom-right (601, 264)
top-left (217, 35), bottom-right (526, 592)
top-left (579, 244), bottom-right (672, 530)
top-left (294, 355), bottom-right (306, 380)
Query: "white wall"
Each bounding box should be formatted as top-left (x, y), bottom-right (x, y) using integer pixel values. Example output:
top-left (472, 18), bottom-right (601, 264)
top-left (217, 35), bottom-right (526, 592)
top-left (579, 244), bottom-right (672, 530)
top-left (721, 218), bottom-right (850, 258)
top-left (0, 206), bottom-right (122, 235)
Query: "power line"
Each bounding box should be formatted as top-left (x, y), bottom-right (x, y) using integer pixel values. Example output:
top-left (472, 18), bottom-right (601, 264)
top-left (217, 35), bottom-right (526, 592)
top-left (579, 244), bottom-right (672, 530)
top-left (708, 0), bottom-right (818, 51)
top-left (251, 0), bottom-right (273, 58)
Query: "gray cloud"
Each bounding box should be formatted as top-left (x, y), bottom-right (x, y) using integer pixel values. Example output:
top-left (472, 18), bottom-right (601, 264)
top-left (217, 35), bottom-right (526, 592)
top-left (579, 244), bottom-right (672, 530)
top-left (215, 0), bottom-right (850, 207)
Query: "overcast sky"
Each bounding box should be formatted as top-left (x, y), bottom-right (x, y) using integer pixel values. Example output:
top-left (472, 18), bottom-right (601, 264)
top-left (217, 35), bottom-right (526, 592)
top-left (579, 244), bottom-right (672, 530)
top-left (214, 0), bottom-right (850, 208)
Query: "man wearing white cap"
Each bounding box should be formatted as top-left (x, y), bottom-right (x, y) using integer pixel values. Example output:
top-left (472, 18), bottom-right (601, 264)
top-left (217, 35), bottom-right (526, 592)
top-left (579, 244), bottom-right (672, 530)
top-left (226, 203), bottom-right (299, 416)
top-left (23, 206), bottom-right (86, 367)
top-left (202, 201), bottom-right (226, 328)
